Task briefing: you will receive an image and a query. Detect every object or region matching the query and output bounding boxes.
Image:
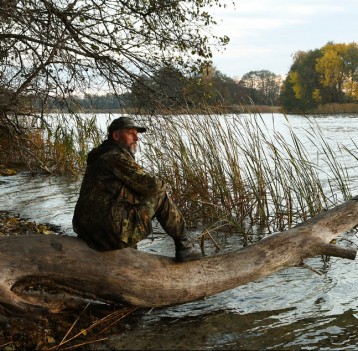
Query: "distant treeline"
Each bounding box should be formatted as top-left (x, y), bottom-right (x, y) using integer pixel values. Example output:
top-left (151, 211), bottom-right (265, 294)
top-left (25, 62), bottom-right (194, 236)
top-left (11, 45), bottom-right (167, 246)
top-left (44, 67), bottom-right (283, 113)
top-left (44, 42), bottom-right (357, 114)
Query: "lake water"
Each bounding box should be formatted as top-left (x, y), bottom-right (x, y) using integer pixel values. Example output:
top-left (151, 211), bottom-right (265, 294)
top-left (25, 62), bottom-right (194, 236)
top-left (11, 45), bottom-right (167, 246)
top-left (1, 113), bottom-right (358, 350)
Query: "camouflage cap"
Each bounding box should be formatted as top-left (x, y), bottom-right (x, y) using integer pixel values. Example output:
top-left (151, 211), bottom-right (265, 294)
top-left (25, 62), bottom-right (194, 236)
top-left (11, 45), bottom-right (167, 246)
top-left (108, 117), bottom-right (147, 135)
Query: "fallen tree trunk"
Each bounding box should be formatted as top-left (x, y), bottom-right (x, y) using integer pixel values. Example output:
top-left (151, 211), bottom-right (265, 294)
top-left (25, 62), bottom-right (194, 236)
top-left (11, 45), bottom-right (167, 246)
top-left (1, 196), bottom-right (358, 316)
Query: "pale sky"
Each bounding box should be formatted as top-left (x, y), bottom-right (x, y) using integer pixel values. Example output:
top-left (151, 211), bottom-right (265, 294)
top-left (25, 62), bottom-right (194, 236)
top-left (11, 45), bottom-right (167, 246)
top-left (210, 0), bottom-right (358, 79)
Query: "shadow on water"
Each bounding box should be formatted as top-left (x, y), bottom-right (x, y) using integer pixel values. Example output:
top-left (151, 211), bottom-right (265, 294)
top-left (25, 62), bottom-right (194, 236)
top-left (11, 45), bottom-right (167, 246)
top-left (104, 307), bottom-right (358, 350)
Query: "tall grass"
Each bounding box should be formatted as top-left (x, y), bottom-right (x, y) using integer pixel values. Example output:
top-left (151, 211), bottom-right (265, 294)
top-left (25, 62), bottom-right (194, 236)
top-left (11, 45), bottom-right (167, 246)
top-left (0, 113), bottom-right (105, 175)
top-left (310, 103), bottom-right (358, 114)
top-left (141, 113), bottom-right (353, 239)
top-left (0, 111), bottom-right (354, 240)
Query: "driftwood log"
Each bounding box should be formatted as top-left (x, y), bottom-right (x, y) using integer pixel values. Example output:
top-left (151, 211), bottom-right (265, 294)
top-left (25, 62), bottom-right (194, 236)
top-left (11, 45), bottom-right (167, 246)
top-left (1, 196), bottom-right (358, 316)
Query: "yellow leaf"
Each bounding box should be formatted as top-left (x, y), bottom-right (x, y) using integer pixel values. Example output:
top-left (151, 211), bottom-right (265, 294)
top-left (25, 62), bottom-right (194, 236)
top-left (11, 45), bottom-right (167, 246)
top-left (47, 336), bottom-right (56, 344)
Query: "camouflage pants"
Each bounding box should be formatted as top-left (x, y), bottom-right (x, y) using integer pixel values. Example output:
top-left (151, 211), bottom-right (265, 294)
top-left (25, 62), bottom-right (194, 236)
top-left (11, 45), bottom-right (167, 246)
top-left (112, 183), bottom-right (186, 249)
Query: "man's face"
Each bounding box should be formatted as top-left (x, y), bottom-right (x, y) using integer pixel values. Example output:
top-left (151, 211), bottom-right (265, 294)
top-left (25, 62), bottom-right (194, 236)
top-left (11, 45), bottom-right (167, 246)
top-left (112, 128), bottom-right (139, 154)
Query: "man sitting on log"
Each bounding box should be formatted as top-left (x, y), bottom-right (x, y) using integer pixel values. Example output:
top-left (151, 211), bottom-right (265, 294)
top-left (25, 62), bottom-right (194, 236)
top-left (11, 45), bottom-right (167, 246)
top-left (72, 116), bottom-right (202, 262)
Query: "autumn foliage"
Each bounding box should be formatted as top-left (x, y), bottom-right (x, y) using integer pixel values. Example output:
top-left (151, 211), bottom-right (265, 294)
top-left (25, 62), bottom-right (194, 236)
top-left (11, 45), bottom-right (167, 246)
top-left (280, 42), bottom-right (358, 112)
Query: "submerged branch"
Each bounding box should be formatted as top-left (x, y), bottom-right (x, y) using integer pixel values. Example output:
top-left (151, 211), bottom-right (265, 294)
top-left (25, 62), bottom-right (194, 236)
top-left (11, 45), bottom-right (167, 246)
top-left (317, 243), bottom-right (357, 260)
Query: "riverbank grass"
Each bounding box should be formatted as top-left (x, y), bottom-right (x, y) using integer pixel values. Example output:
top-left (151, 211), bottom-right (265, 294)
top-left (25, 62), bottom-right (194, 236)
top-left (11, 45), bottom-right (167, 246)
top-left (142, 113), bottom-right (352, 241)
top-left (310, 103), bottom-right (358, 114)
top-left (0, 112), bottom-right (354, 242)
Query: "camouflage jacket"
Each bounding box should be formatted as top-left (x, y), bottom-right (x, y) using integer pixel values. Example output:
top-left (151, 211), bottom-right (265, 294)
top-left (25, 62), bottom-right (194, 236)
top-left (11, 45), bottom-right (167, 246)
top-left (72, 139), bottom-right (163, 250)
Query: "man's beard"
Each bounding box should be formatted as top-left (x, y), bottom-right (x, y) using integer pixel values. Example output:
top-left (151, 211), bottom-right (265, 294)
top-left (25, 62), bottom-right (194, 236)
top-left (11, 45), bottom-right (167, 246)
top-left (118, 141), bottom-right (137, 157)
top-left (129, 143), bottom-right (137, 156)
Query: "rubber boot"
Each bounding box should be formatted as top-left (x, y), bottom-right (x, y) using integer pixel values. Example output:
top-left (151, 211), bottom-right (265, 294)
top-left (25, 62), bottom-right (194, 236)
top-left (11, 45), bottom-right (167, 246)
top-left (174, 235), bottom-right (202, 262)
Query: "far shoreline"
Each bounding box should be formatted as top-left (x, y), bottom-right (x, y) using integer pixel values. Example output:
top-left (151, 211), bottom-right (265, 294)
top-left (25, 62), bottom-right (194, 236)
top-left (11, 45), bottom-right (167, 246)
top-left (46, 103), bottom-right (358, 116)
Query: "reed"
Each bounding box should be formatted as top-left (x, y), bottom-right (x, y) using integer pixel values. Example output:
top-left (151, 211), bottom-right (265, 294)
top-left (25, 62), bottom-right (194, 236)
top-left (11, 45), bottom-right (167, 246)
top-left (310, 103), bottom-right (358, 114)
top-left (141, 112), bottom-right (353, 239)
top-left (0, 111), bottom-right (354, 241)
top-left (0, 113), bottom-right (105, 175)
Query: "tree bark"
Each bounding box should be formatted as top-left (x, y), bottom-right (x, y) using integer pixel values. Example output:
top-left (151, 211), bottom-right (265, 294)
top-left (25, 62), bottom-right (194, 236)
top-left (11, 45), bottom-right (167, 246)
top-left (1, 197), bottom-right (358, 316)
